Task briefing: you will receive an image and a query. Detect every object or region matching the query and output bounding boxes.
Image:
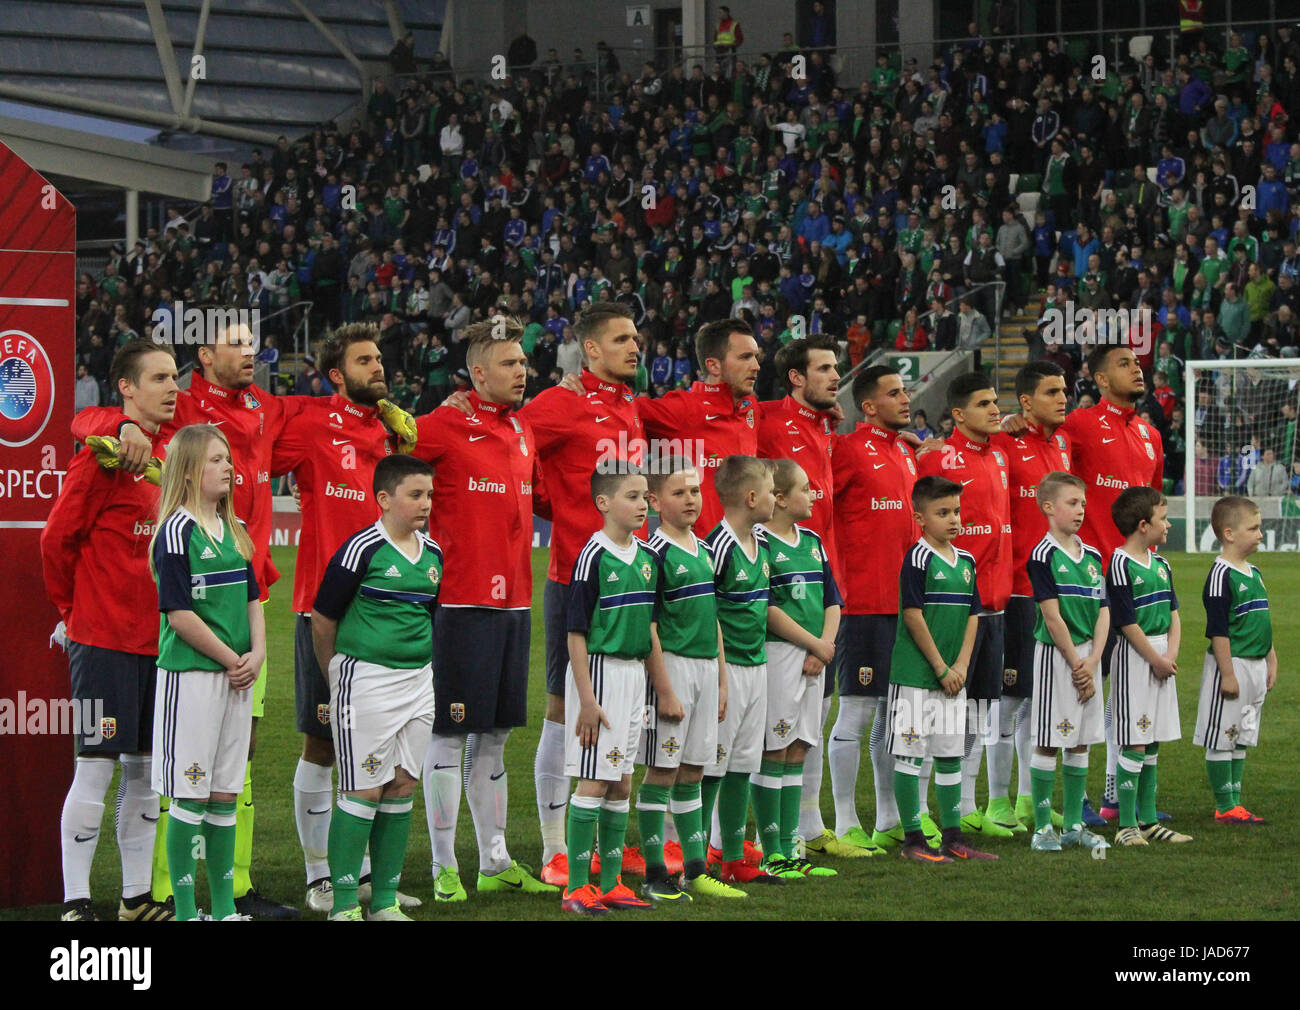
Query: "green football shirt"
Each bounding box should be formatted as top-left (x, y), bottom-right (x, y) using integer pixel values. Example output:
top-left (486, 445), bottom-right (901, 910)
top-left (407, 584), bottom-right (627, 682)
top-left (761, 524), bottom-right (843, 640)
top-left (649, 528), bottom-right (719, 660)
top-left (890, 538), bottom-right (982, 689)
top-left (313, 521), bottom-right (443, 670)
top-left (705, 519), bottom-right (771, 667)
top-left (567, 532), bottom-right (659, 660)
top-left (1203, 558), bottom-right (1272, 659)
top-left (154, 510), bottom-right (258, 672)
top-left (1107, 548), bottom-right (1178, 636)
top-left (1028, 534), bottom-right (1108, 645)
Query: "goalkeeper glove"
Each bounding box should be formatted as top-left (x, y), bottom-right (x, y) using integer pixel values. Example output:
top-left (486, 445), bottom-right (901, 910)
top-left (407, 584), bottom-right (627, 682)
top-left (85, 435), bottom-right (163, 486)
top-left (376, 398), bottom-right (419, 454)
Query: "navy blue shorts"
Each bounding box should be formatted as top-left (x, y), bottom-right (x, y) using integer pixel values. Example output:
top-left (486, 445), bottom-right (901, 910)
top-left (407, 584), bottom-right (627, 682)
top-left (294, 614), bottom-right (332, 740)
top-left (835, 614), bottom-right (897, 698)
top-left (968, 612), bottom-right (1006, 701)
top-left (1001, 597), bottom-right (1037, 699)
top-left (68, 641), bottom-right (156, 755)
top-left (433, 607), bottom-right (531, 733)
top-left (543, 578), bottom-right (568, 697)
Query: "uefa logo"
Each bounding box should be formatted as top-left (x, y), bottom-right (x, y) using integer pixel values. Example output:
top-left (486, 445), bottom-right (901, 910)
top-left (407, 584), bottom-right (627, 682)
top-left (0, 329), bottom-right (55, 448)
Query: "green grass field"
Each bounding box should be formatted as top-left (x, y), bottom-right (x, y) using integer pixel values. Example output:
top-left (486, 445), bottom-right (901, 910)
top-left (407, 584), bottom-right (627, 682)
top-left (9, 547), bottom-right (1297, 921)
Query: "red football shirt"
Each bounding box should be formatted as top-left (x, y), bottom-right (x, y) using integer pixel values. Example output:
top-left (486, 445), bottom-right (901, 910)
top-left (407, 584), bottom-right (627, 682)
top-left (520, 369), bottom-right (646, 585)
top-left (916, 430), bottom-right (1013, 611)
top-left (638, 380), bottom-right (760, 536)
top-left (757, 394), bottom-right (838, 572)
top-left (72, 379), bottom-right (311, 601)
top-left (992, 420), bottom-right (1073, 597)
top-left (831, 422), bottom-right (919, 615)
top-left (42, 420), bottom-right (170, 655)
top-left (413, 391), bottom-right (546, 609)
top-left (271, 394), bottom-right (396, 613)
top-left (1060, 396), bottom-right (1164, 571)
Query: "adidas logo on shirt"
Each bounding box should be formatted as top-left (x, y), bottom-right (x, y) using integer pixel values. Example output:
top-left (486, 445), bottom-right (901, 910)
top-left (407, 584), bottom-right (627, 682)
top-left (1134, 575), bottom-right (1144, 585)
top-left (1238, 583), bottom-right (1248, 593)
top-left (384, 565), bottom-right (401, 577)
top-left (1058, 564), bottom-right (1068, 573)
top-left (736, 570), bottom-right (749, 580)
top-left (200, 546), bottom-right (216, 560)
top-left (676, 564), bottom-right (688, 574)
top-left (935, 570), bottom-right (947, 580)
top-left (775, 551), bottom-right (789, 562)
top-left (607, 571), bottom-right (620, 582)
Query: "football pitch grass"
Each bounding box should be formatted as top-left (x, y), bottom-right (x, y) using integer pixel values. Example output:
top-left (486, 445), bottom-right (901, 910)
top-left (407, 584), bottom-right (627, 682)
top-left (10, 547), bottom-right (1297, 921)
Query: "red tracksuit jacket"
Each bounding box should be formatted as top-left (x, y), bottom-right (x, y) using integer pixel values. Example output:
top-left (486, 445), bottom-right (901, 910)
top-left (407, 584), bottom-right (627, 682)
top-left (992, 419), bottom-right (1073, 597)
top-left (758, 394), bottom-right (838, 574)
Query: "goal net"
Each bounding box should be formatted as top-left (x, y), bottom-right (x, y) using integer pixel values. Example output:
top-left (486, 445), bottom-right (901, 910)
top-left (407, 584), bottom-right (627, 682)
top-left (1183, 358), bottom-right (1300, 552)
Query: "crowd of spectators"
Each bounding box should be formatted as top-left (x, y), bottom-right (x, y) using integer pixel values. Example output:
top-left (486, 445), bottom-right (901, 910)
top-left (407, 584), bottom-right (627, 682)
top-left (71, 7), bottom-right (1300, 500)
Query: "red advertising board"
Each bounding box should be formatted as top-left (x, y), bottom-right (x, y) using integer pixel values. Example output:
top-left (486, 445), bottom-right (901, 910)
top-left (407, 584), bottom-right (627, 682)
top-left (0, 141), bottom-right (76, 908)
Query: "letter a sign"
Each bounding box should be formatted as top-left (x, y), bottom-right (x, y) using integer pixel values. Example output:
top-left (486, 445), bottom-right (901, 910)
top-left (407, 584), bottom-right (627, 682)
top-left (627, 5), bottom-right (650, 27)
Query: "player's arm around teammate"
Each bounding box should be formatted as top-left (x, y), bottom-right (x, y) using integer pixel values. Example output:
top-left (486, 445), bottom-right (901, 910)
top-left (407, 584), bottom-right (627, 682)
top-left (149, 425), bottom-right (264, 921)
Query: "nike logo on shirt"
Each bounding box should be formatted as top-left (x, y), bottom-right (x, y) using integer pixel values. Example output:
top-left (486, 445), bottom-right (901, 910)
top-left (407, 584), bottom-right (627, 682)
top-left (873, 463), bottom-right (886, 469)
top-left (469, 435), bottom-right (487, 442)
top-left (332, 439), bottom-right (350, 445)
top-left (594, 416), bottom-right (611, 423)
top-left (705, 414), bottom-right (723, 421)
top-left (1102, 438), bottom-right (1116, 444)
top-left (1022, 455), bottom-right (1035, 461)
top-left (961, 479), bottom-right (974, 486)
top-left (793, 445), bottom-right (806, 452)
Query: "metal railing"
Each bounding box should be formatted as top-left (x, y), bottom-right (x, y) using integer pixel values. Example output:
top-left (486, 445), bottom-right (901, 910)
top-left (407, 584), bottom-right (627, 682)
top-left (835, 279), bottom-right (1007, 415)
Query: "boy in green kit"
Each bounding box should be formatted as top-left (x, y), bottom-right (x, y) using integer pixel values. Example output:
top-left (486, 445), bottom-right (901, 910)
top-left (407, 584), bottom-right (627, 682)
top-left (1105, 486), bottom-right (1192, 846)
top-left (1024, 472), bottom-right (1111, 853)
top-left (561, 463), bottom-right (659, 915)
top-left (1193, 496), bottom-right (1278, 825)
top-left (887, 476), bottom-right (997, 864)
top-left (637, 457), bottom-right (746, 901)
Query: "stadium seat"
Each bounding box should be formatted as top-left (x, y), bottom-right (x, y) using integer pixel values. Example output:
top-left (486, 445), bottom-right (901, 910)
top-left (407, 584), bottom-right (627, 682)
top-left (1009, 172), bottom-right (1020, 192)
top-left (1128, 36), bottom-right (1154, 64)
top-left (1016, 192), bottom-right (1040, 215)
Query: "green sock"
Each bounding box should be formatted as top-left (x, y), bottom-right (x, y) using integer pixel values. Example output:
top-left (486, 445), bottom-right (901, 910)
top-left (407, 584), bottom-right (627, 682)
top-left (779, 761), bottom-right (804, 858)
top-left (598, 801), bottom-right (630, 894)
top-left (670, 782), bottom-right (706, 873)
top-left (1062, 758), bottom-right (1088, 833)
top-left (1137, 744), bottom-right (1159, 825)
top-left (328, 794), bottom-right (377, 913)
top-left (1030, 760), bottom-right (1056, 832)
top-left (1231, 748), bottom-right (1245, 807)
top-left (368, 796), bottom-right (413, 910)
top-left (151, 797), bottom-right (172, 901)
top-left (201, 800), bottom-right (238, 919)
top-left (893, 758), bottom-right (923, 834)
top-left (1117, 749), bottom-right (1144, 828)
top-left (1205, 752), bottom-right (1234, 812)
top-left (566, 797), bottom-right (600, 888)
top-left (718, 771), bottom-right (751, 862)
top-left (700, 775), bottom-right (723, 849)
top-left (635, 783), bottom-right (671, 873)
top-left (233, 763), bottom-right (254, 898)
top-left (165, 799), bottom-right (205, 921)
top-left (934, 756), bottom-right (963, 831)
top-left (750, 759), bottom-right (784, 858)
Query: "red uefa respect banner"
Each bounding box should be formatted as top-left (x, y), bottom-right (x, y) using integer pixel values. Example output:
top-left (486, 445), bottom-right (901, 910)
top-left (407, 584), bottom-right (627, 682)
top-left (0, 141), bottom-right (76, 908)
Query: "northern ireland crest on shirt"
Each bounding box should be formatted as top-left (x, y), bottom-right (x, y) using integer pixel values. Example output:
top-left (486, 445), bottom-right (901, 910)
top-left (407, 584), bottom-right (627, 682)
top-left (1145, 442), bottom-right (1155, 459)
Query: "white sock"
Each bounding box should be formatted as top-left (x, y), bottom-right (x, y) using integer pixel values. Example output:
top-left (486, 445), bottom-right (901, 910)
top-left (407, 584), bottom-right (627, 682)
top-left (61, 756), bottom-right (115, 901)
top-left (534, 719), bottom-right (568, 861)
top-left (1014, 698), bottom-right (1033, 797)
top-left (960, 731), bottom-right (983, 817)
top-left (664, 811), bottom-right (679, 843)
top-left (710, 802), bottom-right (723, 851)
top-left (115, 754), bottom-right (157, 899)
top-left (868, 697), bottom-right (898, 831)
top-left (293, 758), bottom-right (333, 884)
top-left (423, 733), bottom-right (465, 872)
top-left (988, 698), bottom-right (1017, 802)
top-left (828, 695), bottom-right (870, 835)
top-left (798, 696), bottom-right (833, 839)
top-left (1103, 693), bottom-right (1118, 805)
top-left (917, 756), bottom-right (933, 815)
top-left (465, 729), bottom-right (511, 874)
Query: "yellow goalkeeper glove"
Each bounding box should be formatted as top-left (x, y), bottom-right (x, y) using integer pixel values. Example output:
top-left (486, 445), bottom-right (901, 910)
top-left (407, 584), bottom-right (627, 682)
top-left (85, 435), bottom-right (163, 486)
top-left (376, 398), bottom-right (419, 454)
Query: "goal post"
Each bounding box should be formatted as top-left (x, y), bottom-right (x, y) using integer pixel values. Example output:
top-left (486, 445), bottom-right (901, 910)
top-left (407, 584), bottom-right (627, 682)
top-left (1183, 357), bottom-right (1300, 553)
